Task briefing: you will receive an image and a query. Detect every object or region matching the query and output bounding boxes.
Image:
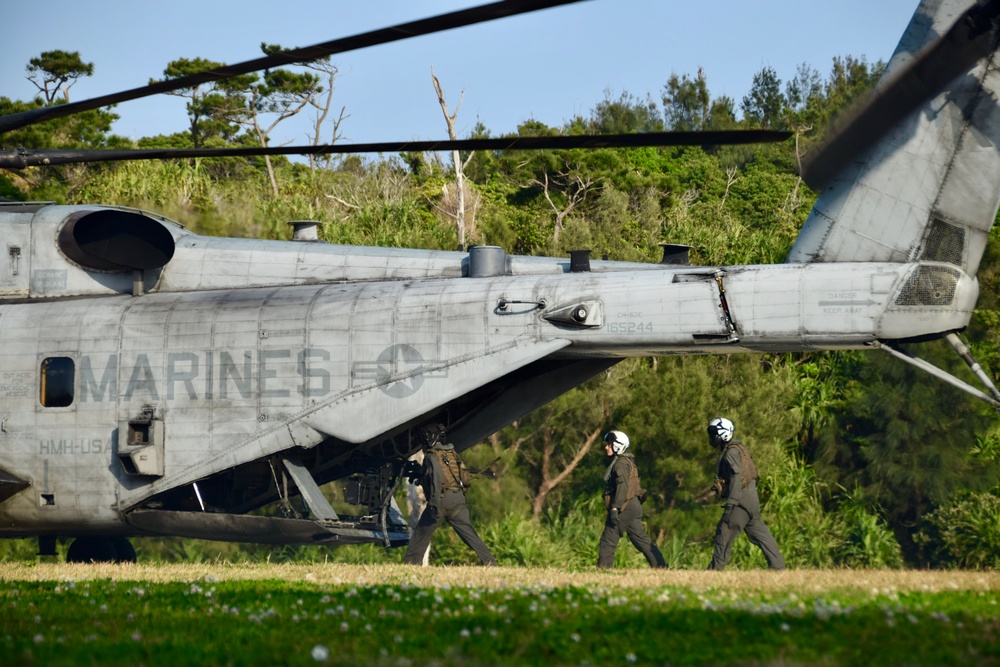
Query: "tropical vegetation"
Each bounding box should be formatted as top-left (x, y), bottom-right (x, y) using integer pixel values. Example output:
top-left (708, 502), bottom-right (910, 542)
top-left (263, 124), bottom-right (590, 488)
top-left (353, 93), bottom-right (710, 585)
top-left (2, 47), bottom-right (1000, 569)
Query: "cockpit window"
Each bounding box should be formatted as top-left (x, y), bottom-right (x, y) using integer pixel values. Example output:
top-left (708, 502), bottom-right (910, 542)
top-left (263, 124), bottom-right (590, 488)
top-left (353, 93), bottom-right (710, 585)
top-left (40, 357), bottom-right (75, 408)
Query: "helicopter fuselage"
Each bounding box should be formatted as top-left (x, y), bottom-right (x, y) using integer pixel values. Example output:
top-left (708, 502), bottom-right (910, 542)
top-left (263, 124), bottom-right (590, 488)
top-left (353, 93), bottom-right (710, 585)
top-left (0, 219), bottom-right (976, 537)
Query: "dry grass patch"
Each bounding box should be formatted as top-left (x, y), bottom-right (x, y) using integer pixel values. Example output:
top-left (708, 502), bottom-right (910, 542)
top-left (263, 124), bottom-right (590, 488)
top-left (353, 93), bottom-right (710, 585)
top-left (3, 562), bottom-right (998, 593)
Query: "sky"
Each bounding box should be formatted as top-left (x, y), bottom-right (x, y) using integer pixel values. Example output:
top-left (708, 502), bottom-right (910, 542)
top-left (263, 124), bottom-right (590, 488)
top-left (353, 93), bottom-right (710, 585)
top-left (1, 0), bottom-right (920, 149)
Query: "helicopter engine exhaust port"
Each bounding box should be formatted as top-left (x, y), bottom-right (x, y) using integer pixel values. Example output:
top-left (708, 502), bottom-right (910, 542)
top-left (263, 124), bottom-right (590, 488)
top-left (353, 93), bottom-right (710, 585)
top-left (57, 209), bottom-right (175, 272)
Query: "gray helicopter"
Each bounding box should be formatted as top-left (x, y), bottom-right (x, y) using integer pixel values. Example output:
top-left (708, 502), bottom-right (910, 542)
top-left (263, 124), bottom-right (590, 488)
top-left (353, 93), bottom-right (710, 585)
top-left (1, 0), bottom-right (998, 562)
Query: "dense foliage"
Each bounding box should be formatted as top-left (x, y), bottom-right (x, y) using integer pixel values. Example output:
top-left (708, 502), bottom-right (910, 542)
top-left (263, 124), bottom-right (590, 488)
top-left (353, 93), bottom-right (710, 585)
top-left (4, 50), bottom-right (1000, 569)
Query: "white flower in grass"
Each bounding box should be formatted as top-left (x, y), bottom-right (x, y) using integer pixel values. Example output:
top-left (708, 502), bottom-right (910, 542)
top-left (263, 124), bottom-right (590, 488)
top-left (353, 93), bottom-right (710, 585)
top-left (626, 652), bottom-right (637, 663)
top-left (311, 645), bottom-right (329, 661)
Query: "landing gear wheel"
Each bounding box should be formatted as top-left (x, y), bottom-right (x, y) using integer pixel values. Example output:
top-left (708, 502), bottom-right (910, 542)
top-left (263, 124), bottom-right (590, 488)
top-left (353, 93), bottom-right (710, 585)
top-left (110, 537), bottom-right (137, 563)
top-left (66, 536), bottom-right (118, 563)
top-left (66, 536), bottom-right (137, 563)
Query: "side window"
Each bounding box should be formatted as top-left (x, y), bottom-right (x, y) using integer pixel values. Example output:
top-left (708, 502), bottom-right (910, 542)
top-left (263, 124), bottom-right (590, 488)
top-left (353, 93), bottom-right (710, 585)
top-left (40, 357), bottom-right (75, 408)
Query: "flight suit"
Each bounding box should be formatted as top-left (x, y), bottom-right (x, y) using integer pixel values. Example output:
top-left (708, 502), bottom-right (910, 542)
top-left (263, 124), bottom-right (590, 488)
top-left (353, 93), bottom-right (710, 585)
top-left (597, 453), bottom-right (666, 568)
top-left (403, 443), bottom-right (496, 566)
top-left (708, 440), bottom-right (784, 570)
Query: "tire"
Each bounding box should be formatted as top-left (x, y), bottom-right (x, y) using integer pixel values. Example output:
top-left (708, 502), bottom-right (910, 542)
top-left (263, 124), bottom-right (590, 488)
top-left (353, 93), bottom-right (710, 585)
top-left (66, 536), bottom-right (118, 563)
top-left (110, 537), bottom-right (137, 563)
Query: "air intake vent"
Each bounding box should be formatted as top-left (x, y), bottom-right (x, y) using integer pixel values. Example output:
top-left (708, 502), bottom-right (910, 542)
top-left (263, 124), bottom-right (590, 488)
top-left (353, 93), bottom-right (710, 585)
top-left (920, 218), bottom-right (965, 267)
top-left (895, 265), bottom-right (960, 306)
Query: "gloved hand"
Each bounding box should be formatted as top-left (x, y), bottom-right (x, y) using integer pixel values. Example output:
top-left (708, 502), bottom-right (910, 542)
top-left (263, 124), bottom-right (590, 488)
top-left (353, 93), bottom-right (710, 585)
top-left (403, 460), bottom-right (422, 484)
top-left (606, 508), bottom-right (620, 530)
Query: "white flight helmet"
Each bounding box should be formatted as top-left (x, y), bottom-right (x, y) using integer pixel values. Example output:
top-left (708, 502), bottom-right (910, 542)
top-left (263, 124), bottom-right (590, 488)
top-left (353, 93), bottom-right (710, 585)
top-left (708, 417), bottom-right (734, 444)
top-left (604, 430), bottom-right (630, 455)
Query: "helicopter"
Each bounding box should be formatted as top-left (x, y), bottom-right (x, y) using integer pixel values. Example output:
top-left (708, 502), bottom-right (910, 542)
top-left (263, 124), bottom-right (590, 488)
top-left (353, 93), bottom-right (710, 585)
top-left (1, 0), bottom-right (999, 563)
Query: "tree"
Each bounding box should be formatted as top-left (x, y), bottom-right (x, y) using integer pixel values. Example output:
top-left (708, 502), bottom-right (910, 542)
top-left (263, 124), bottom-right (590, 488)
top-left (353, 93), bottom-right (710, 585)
top-left (431, 68), bottom-right (479, 248)
top-left (826, 56), bottom-right (883, 107)
top-left (26, 50), bottom-right (94, 103)
top-left (535, 166), bottom-right (597, 246)
top-left (705, 96), bottom-right (738, 131)
top-left (741, 66), bottom-right (786, 129)
top-left (0, 94), bottom-right (117, 197)
top-left (784, 63), bottom-right (823, 123)
top-left (152, 58), bottom-right (252, 148)
top-left (225, 44), bottom-right (323, 196)
top-left (812, 344), bottom-right (999, 561)
top-left (661, 69), bottom-right (710, 131)
top-left (588, 89), bottom-right (663, 134)
top-left (301, 57), bottom-right (348, 174)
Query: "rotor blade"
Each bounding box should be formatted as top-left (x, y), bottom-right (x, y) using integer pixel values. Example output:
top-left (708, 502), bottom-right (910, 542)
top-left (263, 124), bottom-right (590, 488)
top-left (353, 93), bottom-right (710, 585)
top-left (0, 0), bottom-right (585, 135)
top-left (0, 131), bottom-right (792, 169)
top-left (801, 0), bottom-right (1000, 190)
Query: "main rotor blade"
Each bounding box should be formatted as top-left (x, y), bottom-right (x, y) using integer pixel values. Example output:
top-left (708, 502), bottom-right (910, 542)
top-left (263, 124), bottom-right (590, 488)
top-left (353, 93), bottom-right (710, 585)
top-left (801, 0), bottom-right (1000, 189)
top-left (0, 131), bottom-right (792, 169)
top-left (0, 0), bottom-right (585, 135)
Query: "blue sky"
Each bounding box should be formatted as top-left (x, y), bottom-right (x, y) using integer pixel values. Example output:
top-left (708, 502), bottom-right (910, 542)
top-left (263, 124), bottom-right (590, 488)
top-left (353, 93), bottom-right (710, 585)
top-left (2, 1), bottom-right (919, 147)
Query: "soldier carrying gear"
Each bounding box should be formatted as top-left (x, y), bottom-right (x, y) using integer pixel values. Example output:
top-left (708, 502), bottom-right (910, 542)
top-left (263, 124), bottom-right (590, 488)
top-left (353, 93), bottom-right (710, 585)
top-left (597, 430), bottom-right (666, 569)
top-left (403, 423), bottom-right (496, 566)
top-left (706, 417), bottom-right (784, 571)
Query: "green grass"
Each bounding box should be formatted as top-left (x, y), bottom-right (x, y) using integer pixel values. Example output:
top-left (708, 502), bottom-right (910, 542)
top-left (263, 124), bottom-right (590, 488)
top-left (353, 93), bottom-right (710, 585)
top-left (2, 565), bottom-right (999, 666)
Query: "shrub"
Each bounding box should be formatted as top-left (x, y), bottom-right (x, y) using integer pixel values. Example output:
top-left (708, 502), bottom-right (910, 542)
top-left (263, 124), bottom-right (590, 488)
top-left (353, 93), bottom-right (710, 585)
top-left (914, 490), bottom-right (1000, 569)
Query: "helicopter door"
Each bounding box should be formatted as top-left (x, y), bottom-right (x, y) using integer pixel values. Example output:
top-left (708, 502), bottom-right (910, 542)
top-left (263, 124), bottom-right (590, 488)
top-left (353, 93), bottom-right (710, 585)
top-left (673, 270), bottom-right (739, 344)
top-left (0, 215), bottom-right (29, 298)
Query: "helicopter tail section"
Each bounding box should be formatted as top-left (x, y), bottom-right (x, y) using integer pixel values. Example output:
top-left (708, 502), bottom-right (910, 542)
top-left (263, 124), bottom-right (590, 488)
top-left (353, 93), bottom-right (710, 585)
top-left (787, 0), bottom-right (1000, 278)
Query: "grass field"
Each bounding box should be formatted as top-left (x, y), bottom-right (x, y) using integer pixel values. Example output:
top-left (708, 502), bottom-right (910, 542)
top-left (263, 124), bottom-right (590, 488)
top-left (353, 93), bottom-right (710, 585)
top-left (2, 564), bottom-right (999, 666)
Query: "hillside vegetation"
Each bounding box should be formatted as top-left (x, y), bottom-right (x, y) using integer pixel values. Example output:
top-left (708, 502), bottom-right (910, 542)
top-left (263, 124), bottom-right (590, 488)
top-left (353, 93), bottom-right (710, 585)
top-left (3, 50), bottom-right (1000, 569)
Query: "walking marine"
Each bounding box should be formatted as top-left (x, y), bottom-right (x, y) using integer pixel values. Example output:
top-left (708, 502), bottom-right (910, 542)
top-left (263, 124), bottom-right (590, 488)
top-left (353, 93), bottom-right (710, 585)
top-left (597, 430), bottom-right (666, 568)
top-left (706, 417), bottom-right (784, 570)
top-left (403, 423), bottom-right (497, 566)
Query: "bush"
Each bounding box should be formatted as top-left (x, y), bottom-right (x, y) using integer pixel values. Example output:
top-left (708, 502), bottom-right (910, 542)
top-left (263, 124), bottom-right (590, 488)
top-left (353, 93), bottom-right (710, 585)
top-left (914, 490), bottom-right (1000, 569)
top-left (832, 487), bottom-right (903, 568)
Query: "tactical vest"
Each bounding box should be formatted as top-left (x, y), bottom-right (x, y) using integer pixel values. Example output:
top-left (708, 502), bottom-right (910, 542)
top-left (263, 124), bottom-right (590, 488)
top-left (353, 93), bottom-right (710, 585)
top-left (623, 457), bottom-right (643, 503)
top-left (433, 447), bottom-right (470, 493)
top-left (604, 455), bottom-right (644, 504)
top-left (725, 442), bottom-right (758, 489)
